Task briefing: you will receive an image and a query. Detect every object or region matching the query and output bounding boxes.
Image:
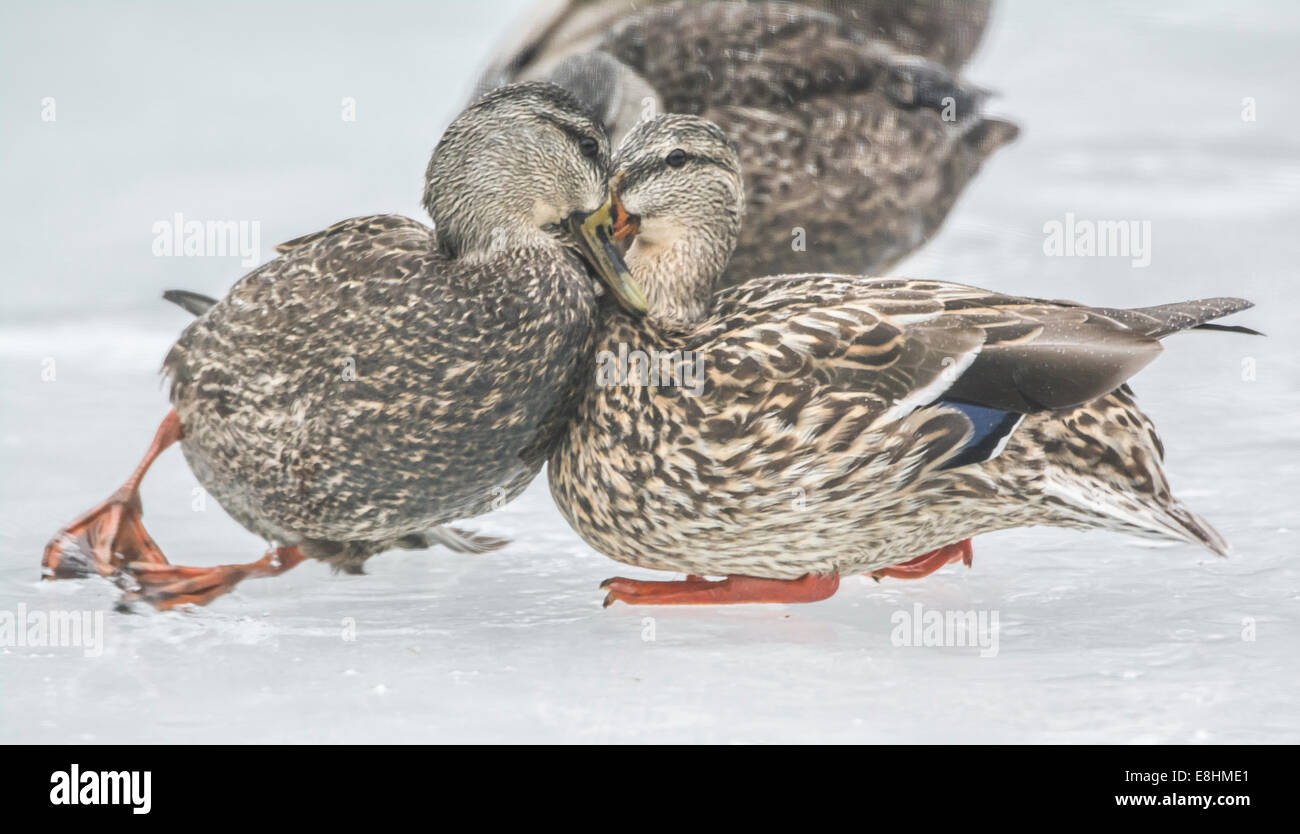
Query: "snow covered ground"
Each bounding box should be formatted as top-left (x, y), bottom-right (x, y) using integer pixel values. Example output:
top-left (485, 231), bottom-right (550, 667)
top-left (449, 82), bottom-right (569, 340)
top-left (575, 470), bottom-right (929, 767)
top-left (1, 1), bottom-right (1298, 743)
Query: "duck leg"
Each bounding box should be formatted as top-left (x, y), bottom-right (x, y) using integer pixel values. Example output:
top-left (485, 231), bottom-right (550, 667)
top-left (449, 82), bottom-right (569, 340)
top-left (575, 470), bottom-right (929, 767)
top-left (600, 572), bottom-right (840, 606)
top-left (42, 410), bottom-right (182, 580)
top-left (44, 410), bottom-right (307, 610)
top-left (120, 546), bottom-right (307, 610)
top-left (871, 539), bottom-right (973, 581)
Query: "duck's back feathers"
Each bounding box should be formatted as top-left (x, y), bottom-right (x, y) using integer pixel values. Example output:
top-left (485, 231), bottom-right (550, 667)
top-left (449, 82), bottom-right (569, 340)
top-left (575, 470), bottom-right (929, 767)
top-left (821, 0), bottom-right (994, 71)
top-left (162, 216), bottom-right (430, 320)
top-left (703, 276), bottom-right (1256, 417)
top-left (599, 3), bottom-right (962, 117)
top-left (479, 0), bottom-right (993, 91)
top-left (273, 214), bottom-right (421, 255)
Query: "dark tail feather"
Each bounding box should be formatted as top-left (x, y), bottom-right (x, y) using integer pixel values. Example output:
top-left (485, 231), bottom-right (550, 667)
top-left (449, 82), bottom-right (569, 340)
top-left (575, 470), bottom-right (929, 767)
top-left (1127, 297), bottom-right (1257, 339)
top-left (1191, 322), bottom-right (1265, 336)
top-left (162, 290), bottom-right (218, 317)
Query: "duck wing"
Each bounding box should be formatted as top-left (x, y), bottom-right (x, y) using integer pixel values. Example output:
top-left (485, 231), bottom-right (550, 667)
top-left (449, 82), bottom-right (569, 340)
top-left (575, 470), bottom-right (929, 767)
top-left (873, 280), bottom-right (1258, 411)
top-left (693, 275), bottom-right (981, 423)
top-left (700, 276), bottom-right (1256, 417)
top-left (819, 0), bottom-right (993, 71)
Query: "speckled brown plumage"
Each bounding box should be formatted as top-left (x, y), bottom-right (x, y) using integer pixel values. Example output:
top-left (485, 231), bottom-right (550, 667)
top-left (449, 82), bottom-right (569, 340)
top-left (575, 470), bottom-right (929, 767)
top-left (548, 116), bottom-right (1253, 583)
top-left (480, 0), bottom-right (992, 83)
top-left (161, 83), bottom-right (620, 573)
top-left (166, 218), bottom-right (596, 569)
top-left (478, 0), bottom-right (1018, 287)
top-left (552, 282), bottom-right (1247, 578)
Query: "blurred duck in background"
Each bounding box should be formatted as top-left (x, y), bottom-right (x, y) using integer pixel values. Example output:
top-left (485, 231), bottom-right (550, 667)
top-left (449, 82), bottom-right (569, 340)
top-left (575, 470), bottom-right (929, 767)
top-left (477, 0), bottom-right (1018, 287)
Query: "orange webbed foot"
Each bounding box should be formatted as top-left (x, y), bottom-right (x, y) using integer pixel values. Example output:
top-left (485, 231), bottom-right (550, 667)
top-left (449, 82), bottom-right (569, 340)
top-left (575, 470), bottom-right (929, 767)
top-left (43, 411), bottom-right (182, 581)
top-left (600, 572), bottom-right (840, 606)
top-left (120, 546), bottom-right (307, 611)
top-left (42, 491), bottom-right (171, 580)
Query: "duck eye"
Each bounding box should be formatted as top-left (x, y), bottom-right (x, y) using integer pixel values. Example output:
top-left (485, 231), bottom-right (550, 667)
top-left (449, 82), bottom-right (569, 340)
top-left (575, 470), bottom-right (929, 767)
top-left (578, 136), bottom-right (600, 159)
top-left (665, 148), bottom-right (687, 168)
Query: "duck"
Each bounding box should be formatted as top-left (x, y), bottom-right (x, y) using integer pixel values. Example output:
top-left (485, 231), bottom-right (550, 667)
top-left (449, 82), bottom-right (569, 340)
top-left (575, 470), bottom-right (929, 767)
top-left (42, 82), bottom-right (647, 609)
top-left (547, 114), bottom-right (1258, 606)
top-left (476, 0), bottom-right (1019, 289)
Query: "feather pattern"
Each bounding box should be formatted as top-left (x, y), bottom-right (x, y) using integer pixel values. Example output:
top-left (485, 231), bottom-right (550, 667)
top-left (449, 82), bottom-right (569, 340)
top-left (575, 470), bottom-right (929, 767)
top-left (162, 84), bottom-right (617, 572)
top-left (548, 115), bottom-right (1254, 582)
top-left (167, 217), bottom-right (598, 569)
top-left (551, 279), bottom-right (1249, 579)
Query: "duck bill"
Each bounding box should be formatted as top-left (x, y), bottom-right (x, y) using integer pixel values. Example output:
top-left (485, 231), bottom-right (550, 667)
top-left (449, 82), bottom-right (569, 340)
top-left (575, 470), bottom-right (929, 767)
top-left (609, 179), bottom-right (640, 242)
top-left (568, 202), bottom-right (648, 315)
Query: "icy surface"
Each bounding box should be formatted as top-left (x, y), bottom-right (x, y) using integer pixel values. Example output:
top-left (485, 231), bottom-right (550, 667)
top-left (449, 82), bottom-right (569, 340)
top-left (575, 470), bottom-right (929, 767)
top-left (1, 1), bottom-right (1298, 743)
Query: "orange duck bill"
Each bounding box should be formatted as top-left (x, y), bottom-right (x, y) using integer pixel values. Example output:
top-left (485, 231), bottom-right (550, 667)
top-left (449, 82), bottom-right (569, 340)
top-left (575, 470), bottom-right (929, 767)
top-left (609, 180), bottom-right (640, 243)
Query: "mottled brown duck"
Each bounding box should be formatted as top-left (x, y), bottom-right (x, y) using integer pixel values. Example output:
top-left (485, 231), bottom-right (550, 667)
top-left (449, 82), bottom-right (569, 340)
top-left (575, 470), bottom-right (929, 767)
top-left (479, 0), bottom-right (994, 83)
top-left (548, 115), bottom-right (1257, 606)
top-left (42, 83), bottom-right (645, 609)
top-left (477, 0), bottom-right (1018, 287)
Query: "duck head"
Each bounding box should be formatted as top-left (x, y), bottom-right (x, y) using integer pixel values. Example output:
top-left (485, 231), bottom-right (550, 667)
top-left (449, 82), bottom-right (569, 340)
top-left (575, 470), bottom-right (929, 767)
top-left (609, 115), bottom-right (744, 329)
top-left (424, 82), bottom-right (646, 314)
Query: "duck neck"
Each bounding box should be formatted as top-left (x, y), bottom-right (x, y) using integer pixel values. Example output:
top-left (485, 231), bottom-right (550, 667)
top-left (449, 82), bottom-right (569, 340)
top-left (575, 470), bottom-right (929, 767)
top-left (627, 228), bottom-right (729, 331)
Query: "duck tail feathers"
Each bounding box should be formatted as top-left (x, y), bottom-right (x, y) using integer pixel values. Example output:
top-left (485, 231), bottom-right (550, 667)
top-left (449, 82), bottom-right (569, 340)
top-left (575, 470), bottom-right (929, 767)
top-left (407, 525), bottom-right (511, 554)
top-left (1044, 470), bottom-right (1230, 557)
top-left (162, 289), bottom-right (218, 318)
top-left (1128, 297), bottom-right (1260, 338)
top-left (1159, 500), bottom-right (1231, 557)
